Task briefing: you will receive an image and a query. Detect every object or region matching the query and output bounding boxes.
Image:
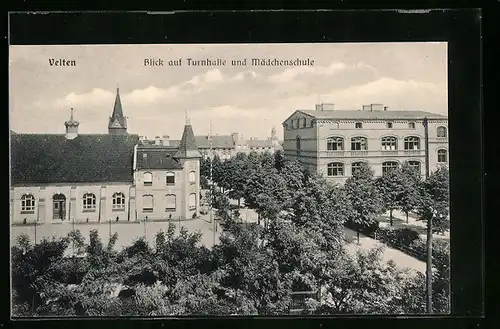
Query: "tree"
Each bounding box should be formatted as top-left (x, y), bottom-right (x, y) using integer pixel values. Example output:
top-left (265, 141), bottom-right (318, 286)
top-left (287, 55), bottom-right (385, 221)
top-left (344, 163), bottom-right (383, 244)
top-left (274, 150), bottom-right (285, 172)
top-left (415, 166), bottom-right (450, 313)
top-left (376, 167), bottom-right (404, 226)
top-left (397, 163), bottom-right (422, 223)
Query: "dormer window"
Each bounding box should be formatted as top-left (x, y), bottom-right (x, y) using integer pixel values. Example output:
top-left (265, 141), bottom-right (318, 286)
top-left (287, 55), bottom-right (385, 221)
top-left (355, 122), bottom-right (363, 129)
top-left (166, 172), bottom-right (175, 186)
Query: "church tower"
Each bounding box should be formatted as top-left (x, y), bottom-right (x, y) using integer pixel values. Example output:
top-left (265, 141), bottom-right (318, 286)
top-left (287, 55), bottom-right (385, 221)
top-left (108, 87), bottom-right (128, 135)
top-left (175, 114), bottom-right (202, 219)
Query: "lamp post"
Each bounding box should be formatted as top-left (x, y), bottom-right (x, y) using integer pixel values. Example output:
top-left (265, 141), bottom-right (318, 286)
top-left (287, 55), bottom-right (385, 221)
top-left (144, 215), bottom-right (147, 241)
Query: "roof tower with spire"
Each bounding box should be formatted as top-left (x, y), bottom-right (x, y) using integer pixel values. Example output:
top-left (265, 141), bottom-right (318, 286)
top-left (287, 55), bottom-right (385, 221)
top-left (174, 112), bottom-right (201, 158)
top-left (108, 87), bottom-right (128, 135)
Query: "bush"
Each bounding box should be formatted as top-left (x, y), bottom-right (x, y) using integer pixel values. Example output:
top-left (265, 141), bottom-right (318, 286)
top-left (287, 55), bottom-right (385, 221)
top-left (376, 227), bottom-right (420, 248)
top-left (410, 238), bottom-right (450, 265)
top-left (344, 220), bottom-right (379, 236)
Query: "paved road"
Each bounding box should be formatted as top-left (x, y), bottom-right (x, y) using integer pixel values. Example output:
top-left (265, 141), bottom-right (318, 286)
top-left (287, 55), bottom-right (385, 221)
top-left (343, 228), bottom-right (426, 274)
top-left (11, 206), bottom-right (425, 274)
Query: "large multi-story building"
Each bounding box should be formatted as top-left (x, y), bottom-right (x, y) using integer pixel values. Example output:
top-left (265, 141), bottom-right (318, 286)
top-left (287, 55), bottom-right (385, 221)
top-left (10, 88), bottom-right (202, 225)
top-left (283, 103), bottom-right (449, 184)
top-left (140, 127), bottom-right (282, 161)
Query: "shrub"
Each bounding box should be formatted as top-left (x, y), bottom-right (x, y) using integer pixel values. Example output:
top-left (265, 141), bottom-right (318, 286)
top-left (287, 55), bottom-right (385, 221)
top-left (344, 220), bottom-right (379, 236)
top-left (376, 227), bottom-right (420, 248)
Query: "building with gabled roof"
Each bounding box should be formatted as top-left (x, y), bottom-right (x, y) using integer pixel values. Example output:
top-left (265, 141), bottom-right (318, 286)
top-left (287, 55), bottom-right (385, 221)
top-left (10, 88), bottom-right (202, 225)
top-left (283, 103), bottom-right (449, 184)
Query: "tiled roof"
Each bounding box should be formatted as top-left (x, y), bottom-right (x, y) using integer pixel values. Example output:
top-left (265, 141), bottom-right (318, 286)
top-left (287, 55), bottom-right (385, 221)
top-left (297, 109), bottom-right (447, 120)
top-left (171, 135), bottom-right (235, 149)
top-left (136, 147), bottom-right (183, 170)
top-left (246, 139), bottom-right (274, 148)
top-left (11, 134), bottom-right (139, 185)
top-left (174, 125), bottom-right (202, 158)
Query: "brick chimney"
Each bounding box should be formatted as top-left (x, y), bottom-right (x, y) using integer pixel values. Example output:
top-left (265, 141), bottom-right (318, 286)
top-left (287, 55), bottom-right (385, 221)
top-left (370, 103), bottom-right (384, 111)
top-left (162, 135), bottom-right (170, 146)
top-left (316, 103), bottom-right (334, 111)
top-left (155, 136), bottom-right (162, 145)
top-left (384, 106), bottom-right (389, 111)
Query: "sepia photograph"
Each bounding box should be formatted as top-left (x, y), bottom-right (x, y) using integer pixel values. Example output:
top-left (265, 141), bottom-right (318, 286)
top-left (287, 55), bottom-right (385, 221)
top-left (9, 42), bottom-right (450, 317)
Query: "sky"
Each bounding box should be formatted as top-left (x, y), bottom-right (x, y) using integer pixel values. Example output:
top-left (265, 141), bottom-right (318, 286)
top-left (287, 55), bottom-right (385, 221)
top-left (9, 43), bottom-right (447, 140)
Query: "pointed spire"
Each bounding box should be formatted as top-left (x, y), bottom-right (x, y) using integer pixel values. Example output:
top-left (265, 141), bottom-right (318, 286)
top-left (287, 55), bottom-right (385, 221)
top-left (108, 86), bottom-right (127, 135)
top-left (175, 119), bottom-right (201, 158)
top-left (185, 109), bottom-right (191, 125)
top-left (70, 107), bottom-right (74, 121)
top-left (65, 107), bottom-right (79, 126)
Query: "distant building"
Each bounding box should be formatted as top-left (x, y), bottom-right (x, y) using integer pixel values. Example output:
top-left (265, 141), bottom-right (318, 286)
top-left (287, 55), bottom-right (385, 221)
top-left (141, 127), bottom-right (283, 161)
top-left (10, 88), bottom-right (202, 225)
top-left (283, 103), bottom-right (449, 184)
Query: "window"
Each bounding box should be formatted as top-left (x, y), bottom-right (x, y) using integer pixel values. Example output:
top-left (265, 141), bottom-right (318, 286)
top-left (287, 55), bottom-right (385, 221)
top-left (437, 126), bottom-right (447, 138)
top-left (382, 161), bottom-right (399, 173)
top-left (355, 122), bottom-right (363, 129)
top-left (301, 118), bottom-right (307, 128)
top-left (351, 137), bottom-right (368, 150)
top-left (166, 172), bottom-right (175, 186)
top-left (437, 149), bottom-right (448, 163)
top-left (327, 162), bottom-right (344, 176)
top-left (189, 171), bottom-right (196, 184)
top-left (351, 162), bottom-right (364, 175)
top-left (381, 136), bottom-right (398, 150)
top-left (82, 193), bottom-right (96, 212)
top-left (404, 136), bottom-right (420, 150)
top-left (189, 193), bottom-right (196, 211)
top-left (112, 192), bottom-right (126, 211)
top-left (327, 137), bottom-right (343, 151)
top-left (142, 195), bottom-right (154, 212)
top-left (408, 161), bottom-right (421, 173)
top-left (143, 172), bottom-right (153, 186)
top-left (386, 122), bottom-right (393, 129)
top-left (21, 194), bottom-right (35, 213)
top-left (296, 136), bottom-right (301, 151)
top-left (408, 122), bottom-right (416, 129)
top-left (166, 194), bottom-right (176, 212)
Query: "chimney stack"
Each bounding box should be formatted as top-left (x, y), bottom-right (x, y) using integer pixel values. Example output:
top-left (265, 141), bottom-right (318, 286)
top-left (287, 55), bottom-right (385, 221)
top-left (155, 136), bottom-right (162, 145)
top-left (383, 106), bottom-right (389, 111)
top-left (370, 103), bottom-right (384, 112)
top-left (316, 103), bottom-right (335, 111)
top-left (162, 135), bottom-right (170, 146)
top-left (362, 105), bottom-right (371, 111)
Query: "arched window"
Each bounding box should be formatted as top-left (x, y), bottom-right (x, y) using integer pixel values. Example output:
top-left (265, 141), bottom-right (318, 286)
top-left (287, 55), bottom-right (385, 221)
top-left (327, 137), bottom-right (343, 151)
top-left (408, 122), bottom-right (416, 129)
top-left (382, 161), bottom-right (399, 174)
top-left (351, 162), bottom-right (365, 175)
top-left (142, 195), bottom-right (154, 212)
top-left (189, 171), bottom-right (196, 184)
top-left (143, 172), bottom-right (153, 186)
top-left (355, 122), bottom-right (363, 129)
top-left (437, 149), bottom-right (448, 163)
top-left (351, 137), bottom-right (368, 151)
top-left (82, 193), bottom-right (96, 211)
top-left (327, 162), bottom-right (344, 176)
top-left (381, 136), bottom-right (398, 150)
top-left (189, 193), bottom-right (196, 211)
top-left (52, 194), bottom-right (66, 219)
top-left (296, 136), bottom-right (301, 151)
top-left (408, 161), bottom-right (421, 173)
top-left (112, 192), bottom-right (126, 211)
top-left (21, 194), bottom-right (35, 213)
top-left (165, 194), bottom-right (176, 212)
top-left (437, 126), bottom-right (447, 138)
top-left (166, 172), bottom-right (175, 186)
top-left (404, 136), bottom-right (420, 150)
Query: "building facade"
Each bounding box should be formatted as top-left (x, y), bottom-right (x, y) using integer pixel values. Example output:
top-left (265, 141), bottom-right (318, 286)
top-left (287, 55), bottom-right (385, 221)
top-left (140, 128), bottom-right (282, 161)
top-left (283, 103), bottom-right (449, 184)
top-left (10, 88), bottom-right (202, 225)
